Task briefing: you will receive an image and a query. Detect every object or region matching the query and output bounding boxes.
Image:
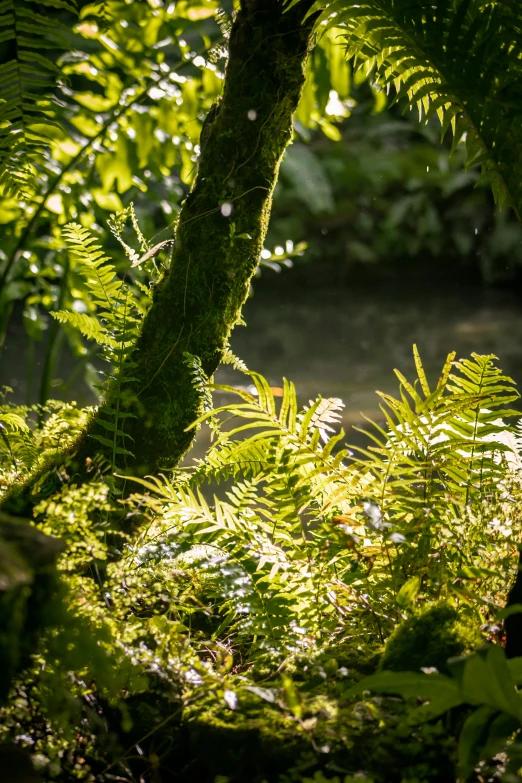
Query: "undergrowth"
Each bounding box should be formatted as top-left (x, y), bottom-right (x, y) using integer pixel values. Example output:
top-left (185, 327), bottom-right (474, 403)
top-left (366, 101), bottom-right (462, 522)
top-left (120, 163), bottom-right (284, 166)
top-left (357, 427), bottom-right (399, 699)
top-left (1, 210), bottom-right (522, 782)
top-left (1, 339), bottom-right (522, 781)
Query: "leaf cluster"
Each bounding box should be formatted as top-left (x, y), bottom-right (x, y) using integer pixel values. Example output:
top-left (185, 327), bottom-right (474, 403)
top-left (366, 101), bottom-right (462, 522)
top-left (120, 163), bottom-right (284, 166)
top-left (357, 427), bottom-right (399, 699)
top-left (0, 348), bottom-right (521, 781)
top-left (0, 0), bottom-right (78, 197)
top-left (51, 211), bottom-right (153, 467)
top-left (291, 0), bottom-right (522, 216)
top-left (116, 348), bottom-right (521, 659)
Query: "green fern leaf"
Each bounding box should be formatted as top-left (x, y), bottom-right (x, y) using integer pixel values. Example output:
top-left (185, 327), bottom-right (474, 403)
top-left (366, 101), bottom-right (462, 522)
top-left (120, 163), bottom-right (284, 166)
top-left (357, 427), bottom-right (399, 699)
top-left (303, 0), bottom-right (522, 218)
top-left (0, 0), bottom-right (78, 197)
top-left (222, 347), bottom-right (249, 373)
top-left (50, 310), bottom-right (116, 347)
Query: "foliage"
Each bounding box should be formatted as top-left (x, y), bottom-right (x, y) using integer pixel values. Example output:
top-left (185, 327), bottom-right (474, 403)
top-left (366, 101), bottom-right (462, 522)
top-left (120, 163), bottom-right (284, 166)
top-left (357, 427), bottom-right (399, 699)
top-left (1, 0), bottom-right (228, 405)
top-left (272, 93), bottom-right (522, 284)
top-left (348, 644), bottom-right (522, 780)
top-left (0, 394), bottom-right (88, 490)
top-left (166, 347), bottom-right (520, 648)
top-left (0, 0), bottom-right (344, 407)
top-left (378, 602), bottom-right (484, 675)
top-left (292, 0), bottom-right (522, 217)
top-left (54, 212), bottom-right (153, 467)
top-left (2, 3), bottom-right (522, 781)
top-left (1, 349), bottom-right (520, 780)
top-left (3, 0), bottom-right (521, 412)
top-left (0, 0), bottom-right (78, 198)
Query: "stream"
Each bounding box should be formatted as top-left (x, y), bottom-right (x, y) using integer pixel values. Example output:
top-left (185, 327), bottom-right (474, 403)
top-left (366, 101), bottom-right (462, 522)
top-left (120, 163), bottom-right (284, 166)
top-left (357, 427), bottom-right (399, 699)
top-left (2, 276), bottom-right (522, 460)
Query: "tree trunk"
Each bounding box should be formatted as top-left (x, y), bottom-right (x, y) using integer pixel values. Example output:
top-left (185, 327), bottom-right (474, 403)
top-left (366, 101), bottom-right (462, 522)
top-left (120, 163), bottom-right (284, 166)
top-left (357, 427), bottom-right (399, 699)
top-left (2, 1), bottom-right (317, 513)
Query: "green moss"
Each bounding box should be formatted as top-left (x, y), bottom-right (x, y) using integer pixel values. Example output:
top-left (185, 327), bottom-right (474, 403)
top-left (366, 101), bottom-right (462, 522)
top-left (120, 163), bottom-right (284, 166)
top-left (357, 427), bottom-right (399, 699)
top-left (320, 697), bottom-right (457, 783)
top-left (379, 602), bottom-right (484, 675)
top-left (107, 0), bottom-right (318, 478)
top-left (185, 691), bottom-right (306, 781)
top-left (181, 672), bottom-right (459, 783)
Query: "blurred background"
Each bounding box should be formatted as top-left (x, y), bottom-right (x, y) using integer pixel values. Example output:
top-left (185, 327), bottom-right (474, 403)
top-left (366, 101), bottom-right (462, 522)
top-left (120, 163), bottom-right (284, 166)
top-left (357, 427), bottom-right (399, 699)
top-left (1, 0), bottom-right (521, 441)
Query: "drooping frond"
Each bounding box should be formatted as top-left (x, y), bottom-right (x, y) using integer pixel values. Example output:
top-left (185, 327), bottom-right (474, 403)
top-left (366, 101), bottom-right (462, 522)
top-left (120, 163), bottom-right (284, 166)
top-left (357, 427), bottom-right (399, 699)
top-left (290, 0), bottom-right (522, 216)
top-left (0, 0), bottom-right (78, 197)
top-left (60, 224), bottom-right (123, 309)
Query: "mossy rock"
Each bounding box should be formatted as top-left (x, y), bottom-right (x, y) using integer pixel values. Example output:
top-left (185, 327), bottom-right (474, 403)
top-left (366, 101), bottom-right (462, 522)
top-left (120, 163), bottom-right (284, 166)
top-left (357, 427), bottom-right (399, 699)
top-left (184, 691), bottom-right (308, 782)
top-left (0, 517), bottom-right (65, 701)
top-left (183, 682), bottom-right (458, 783)
top-left (379, 602), bottom-right (484, 675)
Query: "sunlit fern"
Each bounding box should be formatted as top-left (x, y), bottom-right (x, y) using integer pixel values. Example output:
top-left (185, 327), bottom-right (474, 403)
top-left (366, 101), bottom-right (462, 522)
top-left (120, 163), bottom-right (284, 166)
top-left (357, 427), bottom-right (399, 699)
top-left (0, 401), bottom-right (88, 488)
top-left (122, 348), bottom-right (520, 652)
top-left (288, 0), bottom-right (522, 217)
top-left (51, 211), bottom-right (151, 469)
top-left (0, 0), bottom-right (78, 197)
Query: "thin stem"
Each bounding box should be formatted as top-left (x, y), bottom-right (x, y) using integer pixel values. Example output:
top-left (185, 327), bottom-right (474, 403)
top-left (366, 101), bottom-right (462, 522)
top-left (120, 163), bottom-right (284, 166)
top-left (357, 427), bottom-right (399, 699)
top-left (465, 362), bottom-right (487, 505)
top-left (38, 256), bottom-right (70, 419)
top-left (0, 45), bottom-right (210, 297)
top-left (26, 338), bottom-right (35, 406)
top-left (111, 287), bottom-right (129, 472)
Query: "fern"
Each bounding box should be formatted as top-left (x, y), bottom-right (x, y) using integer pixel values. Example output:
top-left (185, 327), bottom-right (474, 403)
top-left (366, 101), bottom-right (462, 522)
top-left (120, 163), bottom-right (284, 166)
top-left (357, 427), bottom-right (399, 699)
top-left (3, 350), bottom-right (520, 775)
top-left (0, 400), bottom-right (88, 485)
top-left (0, 0), bottom-right (78, 197)
top-left (289, 0), bottom-right (522, 217)
top-left (52, 219), bottom-right (149, 468)
top-left (184, 353), bottom-right (213, 414)
top-left (126, 348), bottom-right (520, 652)
top-left (129, 375), bottom-right (368, 649)
top-left (51, 311), bottom-right (116, 347)
top-left (221, 347), bottom-right (249, 374)
top-left (0, 411), bottom-right (30, 471)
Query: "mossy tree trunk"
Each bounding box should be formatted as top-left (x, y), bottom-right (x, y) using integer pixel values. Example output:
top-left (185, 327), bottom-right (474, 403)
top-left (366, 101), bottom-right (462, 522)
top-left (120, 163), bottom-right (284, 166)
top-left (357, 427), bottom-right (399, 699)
top-left (3, 0), bottom-right (317, 513)
top-left (120, 0), bottom-right (317, 475)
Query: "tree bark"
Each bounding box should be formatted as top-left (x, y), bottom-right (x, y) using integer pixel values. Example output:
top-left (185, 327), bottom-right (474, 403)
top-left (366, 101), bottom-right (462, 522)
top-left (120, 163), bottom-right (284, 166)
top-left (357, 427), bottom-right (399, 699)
top-left (2, 1), bottom-right (317, 513)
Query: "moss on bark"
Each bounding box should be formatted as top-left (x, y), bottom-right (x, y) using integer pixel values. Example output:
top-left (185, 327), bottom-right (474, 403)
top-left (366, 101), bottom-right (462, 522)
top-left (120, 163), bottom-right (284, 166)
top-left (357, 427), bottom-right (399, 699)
top-left (379, 603), bottom-right (484, 675)
top-left (120, 0), bottom-right (318, 475)
top-left (2, 1), bottom-right (317, 515)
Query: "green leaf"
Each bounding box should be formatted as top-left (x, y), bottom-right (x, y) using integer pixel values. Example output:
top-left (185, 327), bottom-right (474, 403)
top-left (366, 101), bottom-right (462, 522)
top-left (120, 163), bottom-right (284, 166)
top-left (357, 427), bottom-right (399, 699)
top-left (458, 705), bottom-right (497, 781)
top-left (316, 0), bottom-right (522, 217)
top-left (459, 646), bottom-right (522, 719)
top-left (396, 576), bottom-right (421, 608)
top-left (281, 674), bottom-right (302, 719)
top-left (346, 670), bottom-right (459, 704)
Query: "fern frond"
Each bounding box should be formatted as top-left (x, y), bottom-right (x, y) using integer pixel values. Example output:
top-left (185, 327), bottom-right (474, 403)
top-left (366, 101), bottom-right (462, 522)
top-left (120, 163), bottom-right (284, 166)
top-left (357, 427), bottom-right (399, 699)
top-left (221, 347), bottom-right (249, 373)
top-left (60, 218), bottom-right (148, 469)
top-left (50, 310), bottom-right (116, 347)
top-left (299, 0), bottom-right (522, 216)
top-left (184, 353), bottom-right (213, 415)
top-left (299, 396), bottom-right (344, 438)
top-left (63, 224), bottom-right (122, 309)
top-left (0, 0), bottom-right (77, 197)
top-left (356, 348), bottom-right (521, 525)
top-left (0, 412), bottom-right (29, 431)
